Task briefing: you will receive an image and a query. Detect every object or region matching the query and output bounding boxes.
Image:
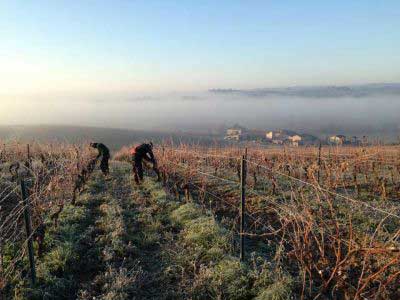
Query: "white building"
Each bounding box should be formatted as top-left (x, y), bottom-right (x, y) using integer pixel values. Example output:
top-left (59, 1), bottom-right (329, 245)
top-left (266, 130), bottom-right (303, 146)
top-left (226, 128), bottom-right (242, 136)
top-left (329, 135), bottom-right (346, 145)
top-left (266, 130), bottom-right (290, 140)
top-left (288, 135), bottom-right (302, 146)
top-left (225, 128), bottom-right (243, 141)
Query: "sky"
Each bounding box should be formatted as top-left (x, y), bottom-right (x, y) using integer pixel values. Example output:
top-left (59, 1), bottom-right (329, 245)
top-left (0, 1), bottom-right (400, 131)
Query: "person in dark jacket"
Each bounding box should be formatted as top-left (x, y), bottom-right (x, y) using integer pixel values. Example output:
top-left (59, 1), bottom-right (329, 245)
top-left (90, 142), bottom-right (110, 176)
top-left (130, 142), bottom-right (160, 184)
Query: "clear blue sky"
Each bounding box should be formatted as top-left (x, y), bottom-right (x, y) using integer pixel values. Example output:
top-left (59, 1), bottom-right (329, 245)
top-left (1, 0), bottom-right (400, 96)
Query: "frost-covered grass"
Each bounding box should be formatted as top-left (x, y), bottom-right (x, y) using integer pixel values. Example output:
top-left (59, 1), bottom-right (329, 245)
top-left (5, 163), bottom-right (293, 300)
top-left (136, 179), bottom-right (294, 300)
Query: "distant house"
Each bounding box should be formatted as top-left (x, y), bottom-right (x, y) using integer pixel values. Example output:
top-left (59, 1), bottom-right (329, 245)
top-left (226, 128), bottom-right (242, 136)
top-left (266, 129), bottom-right (307, 146)
top-left (266, 129), bottom-right (295, 141)
top-left (329, 135), bottom-right (346, 145)
top-left (350, 136), bottom-right (361, 145)
top-left (272, 139), bottom-right (284, 145)
top-left (225, 126), bottom-right (267, 142)
top-left (225, 127), bottom-right (244, 141)
top-left (266, 131), bottom-right (274, 140)
top-left (288, 135), bottom-right (302, 147)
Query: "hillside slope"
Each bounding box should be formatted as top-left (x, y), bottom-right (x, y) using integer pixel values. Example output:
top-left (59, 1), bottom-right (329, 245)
top-left (0, 125), bottom-right (218, 150)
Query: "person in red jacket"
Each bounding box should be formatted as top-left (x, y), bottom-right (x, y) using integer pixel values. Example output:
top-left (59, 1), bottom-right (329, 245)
top-left (130, 142), bottom-right (160, 184)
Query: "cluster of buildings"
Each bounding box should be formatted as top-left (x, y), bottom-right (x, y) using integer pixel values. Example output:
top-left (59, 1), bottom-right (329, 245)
top-left (327, 135), bottom-right (364, 145)
top-left (224, 126), bottom-right (364, 146)
top-left (224, 127), bottom-right (317, 146)
top-left (265, 129), bottom-right (304, 146)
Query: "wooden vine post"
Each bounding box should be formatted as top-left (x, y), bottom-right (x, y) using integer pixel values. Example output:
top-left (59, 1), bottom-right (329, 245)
top-left (240, 148), bottom-right (247, 261)
top-left (26, 144), bottom-right (32, 172)
top-left (0, 237), bottom-right (3, 283)
top-left (20, 179), bottom-right (36, 285)
top-left (317, 142), bottom-right (322, 184)
top-left (27, 144), bottom-right (30, 162)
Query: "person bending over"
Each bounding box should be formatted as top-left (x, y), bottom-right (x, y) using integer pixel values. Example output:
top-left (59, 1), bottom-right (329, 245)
top-left (90, 142), bottom-right (110, 176)
top-left (130, 142), bottom-right (160, 184)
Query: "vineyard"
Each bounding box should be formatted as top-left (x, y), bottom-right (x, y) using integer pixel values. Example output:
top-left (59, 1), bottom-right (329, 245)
top-left (1, 141), bottom-right (399, 299)
top-left (147, 144), bottom-right (400, 299)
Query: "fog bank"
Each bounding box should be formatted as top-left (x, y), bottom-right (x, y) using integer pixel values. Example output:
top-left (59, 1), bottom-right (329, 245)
top-left (1, 91), bottom-right (399, 139)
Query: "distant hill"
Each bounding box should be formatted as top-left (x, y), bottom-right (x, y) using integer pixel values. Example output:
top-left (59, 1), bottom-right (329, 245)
top-left (0, 125), bottom-right (219, 150)
top-left (209, 83), bottom-right (400, 98)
